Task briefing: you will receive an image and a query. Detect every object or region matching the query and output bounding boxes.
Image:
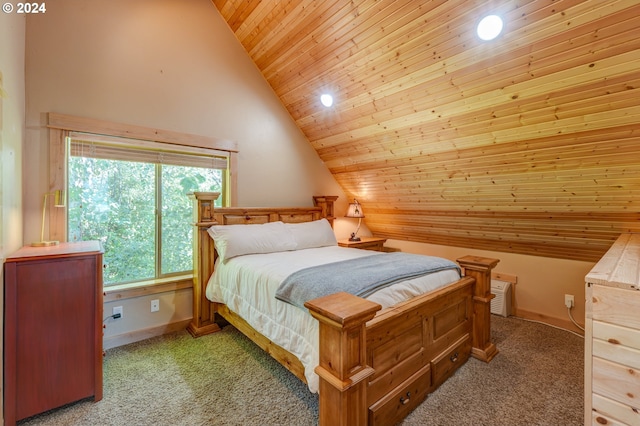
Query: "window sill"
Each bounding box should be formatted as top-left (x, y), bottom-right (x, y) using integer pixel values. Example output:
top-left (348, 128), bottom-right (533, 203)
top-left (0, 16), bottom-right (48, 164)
top-left (104, 275), bottom-right (193, 302)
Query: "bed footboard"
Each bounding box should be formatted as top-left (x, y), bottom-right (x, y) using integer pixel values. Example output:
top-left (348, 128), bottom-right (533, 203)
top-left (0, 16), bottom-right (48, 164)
top-left (306, 256), bottom-right (498, 426)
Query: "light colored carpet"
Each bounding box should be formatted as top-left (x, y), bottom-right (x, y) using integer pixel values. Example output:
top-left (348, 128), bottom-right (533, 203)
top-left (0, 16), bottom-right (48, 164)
top-left (19, 316), bottom-right (583, 426)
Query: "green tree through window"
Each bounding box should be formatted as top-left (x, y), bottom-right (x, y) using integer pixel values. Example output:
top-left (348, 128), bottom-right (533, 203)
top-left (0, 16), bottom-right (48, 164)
top-left (68, 155), bottom-right (222, 285)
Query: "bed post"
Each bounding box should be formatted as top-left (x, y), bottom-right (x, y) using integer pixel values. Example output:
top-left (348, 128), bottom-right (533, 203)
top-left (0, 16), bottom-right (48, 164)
top-left (305, 292), bottom-right (381, 426)
top-left (187, 192), bottom-right (221, 337)
top-left (313, 195), bottom-right (338, 226)
top-left (457, 255), bottom-right (500, 362)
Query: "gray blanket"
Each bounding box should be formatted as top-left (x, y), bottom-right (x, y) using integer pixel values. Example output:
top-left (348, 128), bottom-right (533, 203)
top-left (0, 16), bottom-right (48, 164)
top-left (275, 252), bottom-right (460, 309)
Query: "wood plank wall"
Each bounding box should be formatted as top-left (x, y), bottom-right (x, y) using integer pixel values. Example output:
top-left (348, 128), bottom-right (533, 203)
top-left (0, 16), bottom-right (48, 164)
top-left (213, 0), bottom-right (640, 262)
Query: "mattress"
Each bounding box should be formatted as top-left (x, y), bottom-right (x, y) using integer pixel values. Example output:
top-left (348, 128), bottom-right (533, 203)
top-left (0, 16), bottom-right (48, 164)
top-left (206, 246), bottom-right (461, 393)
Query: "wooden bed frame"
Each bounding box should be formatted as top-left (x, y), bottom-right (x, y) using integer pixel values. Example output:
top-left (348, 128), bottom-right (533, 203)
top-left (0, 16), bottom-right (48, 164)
top-left (187, 192), bottom-right (499, 425)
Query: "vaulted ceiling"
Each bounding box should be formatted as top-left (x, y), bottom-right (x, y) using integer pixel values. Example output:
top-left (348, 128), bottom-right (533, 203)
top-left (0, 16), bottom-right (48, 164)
top-left (212, 0), bottom-right (640, 262)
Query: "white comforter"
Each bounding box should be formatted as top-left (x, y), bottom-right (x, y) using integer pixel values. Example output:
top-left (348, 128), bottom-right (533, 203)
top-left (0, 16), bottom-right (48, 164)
top-left (206, 246), bottom-right (460, 393)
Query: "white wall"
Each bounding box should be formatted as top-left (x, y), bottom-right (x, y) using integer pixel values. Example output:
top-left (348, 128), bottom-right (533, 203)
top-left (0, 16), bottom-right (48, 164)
top-left (24, 0), bottom-right (347, 244)
top-left (1, 9), bottom-right (26, 423)
top-left (0, 6), bottom-right (25, 264)
top-left (24, 0), bottom-right (346, 346)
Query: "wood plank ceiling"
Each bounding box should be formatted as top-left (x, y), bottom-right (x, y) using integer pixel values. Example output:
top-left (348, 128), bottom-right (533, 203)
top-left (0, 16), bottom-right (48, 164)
top-left (213, 0), bottom-right (640, 262)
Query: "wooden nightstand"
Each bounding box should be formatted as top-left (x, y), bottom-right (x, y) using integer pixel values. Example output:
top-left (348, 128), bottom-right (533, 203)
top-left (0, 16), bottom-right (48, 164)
top-left (3, 241), bottom-right (104, 425)
top-left (338, 236), bottom-right (387, 251)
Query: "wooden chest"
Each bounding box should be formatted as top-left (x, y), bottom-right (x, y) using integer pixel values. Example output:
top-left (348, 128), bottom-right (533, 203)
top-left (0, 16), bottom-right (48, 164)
top-left (3, 241), bottom-right (104, 425)
top-left (585, 233), bottom-right (640, 425)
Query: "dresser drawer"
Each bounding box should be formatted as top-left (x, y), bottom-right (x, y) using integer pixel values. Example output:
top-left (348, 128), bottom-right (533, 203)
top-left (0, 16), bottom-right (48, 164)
top-left (592, 393), bottom-right (640, 426)
top-left (592, 285), bottom-right (640, 330)
top-left (592, 357), bottom-right (640, 410)
top-left (357, 241), bottom-right (384, 251)
top-left (593, 321), bottom-right (640, 353)
top-left (593, 322), bottom-right (640, 370)
top-left (431, 333), bottom-right (471, 387)
top-left (368, 365), bottom-right (431, 426)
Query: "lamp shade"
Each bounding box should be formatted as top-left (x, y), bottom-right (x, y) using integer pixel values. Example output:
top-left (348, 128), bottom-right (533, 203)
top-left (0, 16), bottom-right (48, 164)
top-left (345, 200), bottom-right (364, 218)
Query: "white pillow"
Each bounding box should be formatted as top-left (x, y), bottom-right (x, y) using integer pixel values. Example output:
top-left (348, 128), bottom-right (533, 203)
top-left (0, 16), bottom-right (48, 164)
top-left (207, 221), bottom-right (297, 262)
top-left (286, 218), bottom-right (337, 250)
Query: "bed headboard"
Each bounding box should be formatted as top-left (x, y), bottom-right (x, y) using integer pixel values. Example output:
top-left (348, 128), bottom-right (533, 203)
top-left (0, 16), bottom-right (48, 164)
top-left (186, 192), bottom-right (337, 337)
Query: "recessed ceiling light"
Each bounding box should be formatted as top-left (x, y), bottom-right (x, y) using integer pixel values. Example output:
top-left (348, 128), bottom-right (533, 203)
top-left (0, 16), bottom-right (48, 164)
top-left (477, 15), bottom-right (503, 41)
top-left (320, 94), bottom-right (333, 107)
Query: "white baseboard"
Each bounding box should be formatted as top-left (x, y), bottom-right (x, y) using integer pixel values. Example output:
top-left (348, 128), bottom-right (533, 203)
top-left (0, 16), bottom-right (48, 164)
top-left (104, 319), bottom-right (192, 350)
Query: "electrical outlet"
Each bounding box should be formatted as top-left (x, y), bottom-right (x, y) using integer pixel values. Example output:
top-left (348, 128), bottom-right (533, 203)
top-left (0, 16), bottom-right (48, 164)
top-left (113, 306), bottom-right (123, 318)
top-left (564, 294), bottom-right (574, 309)
top-left (151, 299), bottom-right (160, 312)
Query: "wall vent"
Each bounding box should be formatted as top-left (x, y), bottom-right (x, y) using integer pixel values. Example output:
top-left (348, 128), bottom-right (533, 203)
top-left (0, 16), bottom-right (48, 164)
top-left (491, 279), bottom-right (512, 317)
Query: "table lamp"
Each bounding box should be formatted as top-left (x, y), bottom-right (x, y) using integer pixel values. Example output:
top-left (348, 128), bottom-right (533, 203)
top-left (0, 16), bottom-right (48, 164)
top-left (345, 199), bottom-right (365, 242)
top-left (32, 189), bottom-right (66, 247)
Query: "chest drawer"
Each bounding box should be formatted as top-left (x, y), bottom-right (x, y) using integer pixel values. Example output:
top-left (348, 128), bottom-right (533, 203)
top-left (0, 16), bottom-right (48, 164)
top-left (431, 333), bottom-right (471, 388)
top-left (592, 285), bottom-right (640, 330)
top-left (592, 393), bottom-right (640, 426)
top-left (368, 365), bottom-right (431, 426)
top-left (592, 356), bottom-right (640, 410)
top-left (592, 321), bottom-right (640, 369)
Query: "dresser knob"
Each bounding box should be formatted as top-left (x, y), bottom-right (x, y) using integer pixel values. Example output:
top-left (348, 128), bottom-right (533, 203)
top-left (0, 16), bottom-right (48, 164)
top-left (450, 352), bottom-right (459, 363)
top-left (400, 392), bottom-right (411, 405)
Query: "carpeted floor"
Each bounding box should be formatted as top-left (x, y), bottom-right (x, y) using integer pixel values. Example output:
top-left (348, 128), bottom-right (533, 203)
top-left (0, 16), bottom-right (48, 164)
top-left (18, 316), bottom-right (584, 426)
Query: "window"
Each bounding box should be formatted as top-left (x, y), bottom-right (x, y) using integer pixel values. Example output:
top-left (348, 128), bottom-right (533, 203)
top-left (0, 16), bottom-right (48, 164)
top-left (68, 133), bottom-right (229, 286)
